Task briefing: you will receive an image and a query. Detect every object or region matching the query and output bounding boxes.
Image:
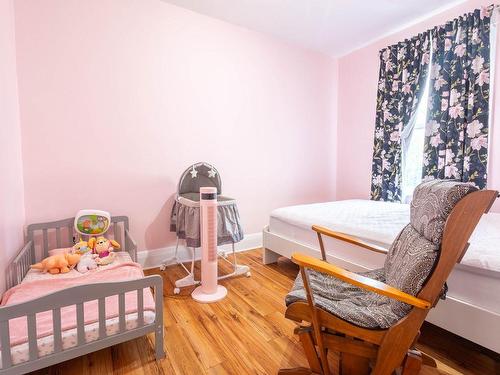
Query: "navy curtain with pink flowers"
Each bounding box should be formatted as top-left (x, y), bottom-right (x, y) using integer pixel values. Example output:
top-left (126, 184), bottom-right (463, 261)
top-left (370, 33), bottom-right (431, 201)
top-left (423, 6), bottom-right (493, 189)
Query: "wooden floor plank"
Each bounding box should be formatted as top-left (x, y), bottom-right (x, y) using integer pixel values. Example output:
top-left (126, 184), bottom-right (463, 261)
top-left (35, 249), bottom-right (499, 375)
top-left (163, 324), bottom-right (208, 375)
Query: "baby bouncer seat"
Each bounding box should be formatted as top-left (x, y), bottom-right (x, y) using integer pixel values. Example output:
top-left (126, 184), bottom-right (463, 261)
top-left (161, 162), bottom-right (250, 294)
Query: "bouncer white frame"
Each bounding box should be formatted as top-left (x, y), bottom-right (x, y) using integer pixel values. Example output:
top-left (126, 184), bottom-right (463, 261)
top-left (160, 238), bottom-right (250, 294)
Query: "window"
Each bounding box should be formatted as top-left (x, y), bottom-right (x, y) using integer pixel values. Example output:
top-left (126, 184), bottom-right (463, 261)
top-left (400, 71), bottom-right (431, 203)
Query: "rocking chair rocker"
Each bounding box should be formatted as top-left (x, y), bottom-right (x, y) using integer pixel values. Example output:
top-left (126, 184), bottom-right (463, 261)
top-left (279, 180), bottom-right (498, 375)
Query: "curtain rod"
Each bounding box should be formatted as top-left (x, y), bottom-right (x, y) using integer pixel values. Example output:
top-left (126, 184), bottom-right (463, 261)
top-left (379, 4), bottom-right (497, 54)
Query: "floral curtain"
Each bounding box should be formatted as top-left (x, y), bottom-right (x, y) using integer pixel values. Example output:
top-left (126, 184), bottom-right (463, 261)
top-left (423, 6), bottom-right (493, 189)
top-left (370, 33), bottom-right (431, 201)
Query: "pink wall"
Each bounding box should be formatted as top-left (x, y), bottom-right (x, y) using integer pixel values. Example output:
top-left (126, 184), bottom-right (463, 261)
top-left (0, 0), bottom-right (25, 294)
top-left (14, 0), bottom-right (338, 251)
top-left (337, 0), bottom-right (500, 211)
top-left (15, 0), bottom-right (492, 261)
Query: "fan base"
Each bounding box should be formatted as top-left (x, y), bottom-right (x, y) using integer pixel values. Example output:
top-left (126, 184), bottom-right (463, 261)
top-left (192, 285), bottom-right (227, 303)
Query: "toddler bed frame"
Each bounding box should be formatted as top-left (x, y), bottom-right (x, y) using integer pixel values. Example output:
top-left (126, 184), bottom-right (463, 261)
top-left (0, 216), bottom-right (165, 375)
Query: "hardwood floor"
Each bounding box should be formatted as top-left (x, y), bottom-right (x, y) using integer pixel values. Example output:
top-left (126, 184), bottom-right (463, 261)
top-left (34, 249), bottom-right (500, 375)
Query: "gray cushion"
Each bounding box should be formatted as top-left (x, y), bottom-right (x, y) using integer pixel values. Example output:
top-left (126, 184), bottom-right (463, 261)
top-left (382, 180), bottom-right (477, 315)
top-left (410, 180), bottom-right (477, 245)
top-left (286, 268), bottom-right (401, 329)
top-left (384, 224), bottom-right (438, 316)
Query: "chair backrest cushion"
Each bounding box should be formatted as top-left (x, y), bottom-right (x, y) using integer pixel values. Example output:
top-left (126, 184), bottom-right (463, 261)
top-left (384, 180), bottom-right (478, 317)
top-left (384, 224), bottom-right (438, 317)
top-left (410, 180), bottom-right (478, 245)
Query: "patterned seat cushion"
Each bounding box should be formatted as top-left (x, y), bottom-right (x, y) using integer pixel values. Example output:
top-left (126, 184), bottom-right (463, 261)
top-left (285, 180), bottom-right (478, 329)
top-left (286, 268), bottom-right (401, 329)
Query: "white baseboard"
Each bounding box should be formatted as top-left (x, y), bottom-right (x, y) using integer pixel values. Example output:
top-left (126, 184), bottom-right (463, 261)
top-left (137, 232), bottom-right (263, 270)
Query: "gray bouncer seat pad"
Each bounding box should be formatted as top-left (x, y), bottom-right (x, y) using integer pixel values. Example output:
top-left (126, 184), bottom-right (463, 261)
top-left (170, 162), bottom-right (244, 248)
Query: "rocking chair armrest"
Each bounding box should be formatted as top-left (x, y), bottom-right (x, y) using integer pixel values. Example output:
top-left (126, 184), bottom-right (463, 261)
top-left (291, 252), bottom-right (432, 310)
top-left (311, 225), bottom-right (388, 255)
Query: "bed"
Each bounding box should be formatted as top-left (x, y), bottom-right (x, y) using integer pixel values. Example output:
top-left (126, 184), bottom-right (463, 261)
top-left (0, 216), bottom-right (164, 375)
top-left (263, 199), bottom-right (500, 353)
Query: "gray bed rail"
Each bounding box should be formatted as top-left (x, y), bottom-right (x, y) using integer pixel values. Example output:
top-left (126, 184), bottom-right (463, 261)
top-left (0, 216), bottom-right (164, 374)
top-left (0, 276), bottom-right (164, 374)
top-left (6, 241), bottom-right (34, 293)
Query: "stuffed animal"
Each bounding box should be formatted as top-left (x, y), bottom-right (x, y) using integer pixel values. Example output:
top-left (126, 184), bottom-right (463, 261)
top-left (31, 253), bottom-right (81, 274)
top-left (89, 236), bottom-right (120, 266)
top-left (67, 238), bottom-right (97, 273)
top-left (76, 252), bottom-right (98, 273)
top-left (72, 238), bottom-right (92, 255)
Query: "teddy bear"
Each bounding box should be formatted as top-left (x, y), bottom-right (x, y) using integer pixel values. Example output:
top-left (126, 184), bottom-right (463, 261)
top-left (31, 253), bottom-right (81, 274)
top-left (89, 236), bottom-right (120, 266)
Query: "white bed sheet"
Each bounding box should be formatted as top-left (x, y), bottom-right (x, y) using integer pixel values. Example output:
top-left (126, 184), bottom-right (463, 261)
top-left (269, 199), bottom-right (500, 313)
top-left (270, 199), bottom-right (500, 273)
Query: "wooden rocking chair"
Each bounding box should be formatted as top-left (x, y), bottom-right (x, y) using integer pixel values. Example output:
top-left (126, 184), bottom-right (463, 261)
top-left (279, 180), bottom-right (498, 375)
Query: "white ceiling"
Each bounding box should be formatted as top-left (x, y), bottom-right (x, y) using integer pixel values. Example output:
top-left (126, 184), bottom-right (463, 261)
top-left (162, 0), bottom-right (466, 57)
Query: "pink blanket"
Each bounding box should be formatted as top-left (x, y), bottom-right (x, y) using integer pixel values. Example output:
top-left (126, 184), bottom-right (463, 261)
top-left (1, 262), bottom-right (156, 347)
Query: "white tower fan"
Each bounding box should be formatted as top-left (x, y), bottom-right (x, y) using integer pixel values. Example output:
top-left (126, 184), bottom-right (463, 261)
top-left (191, 187), bottom-right (228, 303)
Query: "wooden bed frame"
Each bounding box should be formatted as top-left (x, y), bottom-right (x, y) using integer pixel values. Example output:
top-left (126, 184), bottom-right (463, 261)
top-left (263, 225), bottom-right (500, 354)
top-left (0, 216), bottom-right (165, 375)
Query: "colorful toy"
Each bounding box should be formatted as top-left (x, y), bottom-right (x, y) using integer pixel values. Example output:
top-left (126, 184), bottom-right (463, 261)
top-left (69, 238), bottom-right (98, 273)
top-left (31, 253), bottom-right (81, 274)
top-left (74, 210), bottom-right (110, 236)
top-left (74, 210), bottom-right (120, 266)
top-left (72, 238), bottom-right (92, 255)
top-left (89, 236), bottom-right (120, 266)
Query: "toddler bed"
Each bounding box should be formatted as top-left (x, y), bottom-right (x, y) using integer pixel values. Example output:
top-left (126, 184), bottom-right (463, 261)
top-left (0, 216), bottom-right (164, 375)
top-left (263, 199), bottom-right (500, 353)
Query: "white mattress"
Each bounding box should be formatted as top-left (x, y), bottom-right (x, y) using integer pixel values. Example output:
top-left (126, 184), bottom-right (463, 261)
top-left (269, 199), bottom-right (500, 313)
top-left (270, 199), bottom-right (500, 273)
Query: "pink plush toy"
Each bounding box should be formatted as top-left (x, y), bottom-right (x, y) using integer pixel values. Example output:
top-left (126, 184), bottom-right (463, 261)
top-left (88, 236), bottom-right (120, 265)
